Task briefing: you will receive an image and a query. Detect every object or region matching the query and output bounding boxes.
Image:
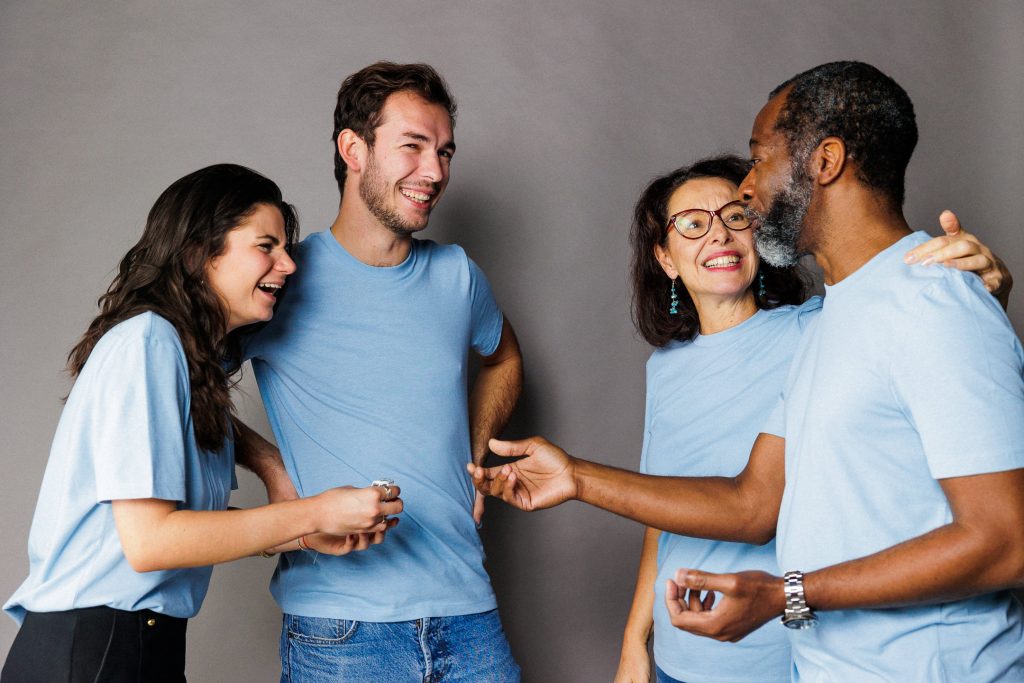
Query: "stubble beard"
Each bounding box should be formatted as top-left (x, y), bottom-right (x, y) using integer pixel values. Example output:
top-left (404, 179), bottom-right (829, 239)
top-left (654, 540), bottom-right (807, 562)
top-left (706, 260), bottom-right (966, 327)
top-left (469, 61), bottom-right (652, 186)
top-left (751, 159), bottom-right (813, 268)
top-left (359, 151), bottom-right (430, 237)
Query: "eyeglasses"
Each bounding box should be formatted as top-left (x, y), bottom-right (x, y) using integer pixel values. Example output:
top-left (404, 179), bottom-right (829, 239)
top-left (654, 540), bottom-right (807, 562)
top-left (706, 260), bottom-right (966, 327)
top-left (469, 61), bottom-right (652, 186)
top-left (666, 200), bottom-right (752, 240)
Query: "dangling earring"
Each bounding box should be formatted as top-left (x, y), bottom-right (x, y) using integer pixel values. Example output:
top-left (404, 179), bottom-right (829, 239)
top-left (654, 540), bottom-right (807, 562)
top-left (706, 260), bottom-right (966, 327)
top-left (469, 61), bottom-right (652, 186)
top-left (757, 271), bottom-right (766, 298)
top-left (669, 279), bottom-right (679, 315)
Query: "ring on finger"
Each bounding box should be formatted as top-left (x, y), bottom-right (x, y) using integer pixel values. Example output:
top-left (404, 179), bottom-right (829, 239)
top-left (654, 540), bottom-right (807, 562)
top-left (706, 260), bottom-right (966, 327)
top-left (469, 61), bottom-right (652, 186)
top-left (371, 479), bottom-right (396, 501)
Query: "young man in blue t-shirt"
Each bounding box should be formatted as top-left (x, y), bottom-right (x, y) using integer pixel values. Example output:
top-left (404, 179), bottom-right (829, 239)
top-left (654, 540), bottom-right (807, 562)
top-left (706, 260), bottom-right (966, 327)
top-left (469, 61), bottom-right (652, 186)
top-left (470, 62), bottom-right (1024, 681)
top-left (238, 62), bottom-right (523, 682)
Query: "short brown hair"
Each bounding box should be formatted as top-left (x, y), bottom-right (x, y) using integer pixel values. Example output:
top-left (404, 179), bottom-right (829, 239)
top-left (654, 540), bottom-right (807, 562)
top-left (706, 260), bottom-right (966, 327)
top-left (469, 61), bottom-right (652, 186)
top-left (332, 61), bottom-right (457, 196)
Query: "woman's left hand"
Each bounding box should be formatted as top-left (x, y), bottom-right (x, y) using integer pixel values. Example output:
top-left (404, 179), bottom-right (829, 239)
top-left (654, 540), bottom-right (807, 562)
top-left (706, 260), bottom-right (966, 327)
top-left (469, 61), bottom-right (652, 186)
top-left (302, 517), bottom-right (399, 556)
top-left (904, 210), bottom-right (1012, 309)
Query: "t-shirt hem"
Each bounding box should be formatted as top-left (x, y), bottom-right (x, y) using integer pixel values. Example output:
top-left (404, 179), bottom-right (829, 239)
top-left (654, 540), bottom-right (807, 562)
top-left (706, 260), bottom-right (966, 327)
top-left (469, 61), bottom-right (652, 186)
top-left (930, 454), bottom-right (1024, 480)
top-left (656, 661), bottom-right (790, 683)
top-left (276, 596), bottom-right (498, 622)
top-left (95, 487), bottom-right (184, 504)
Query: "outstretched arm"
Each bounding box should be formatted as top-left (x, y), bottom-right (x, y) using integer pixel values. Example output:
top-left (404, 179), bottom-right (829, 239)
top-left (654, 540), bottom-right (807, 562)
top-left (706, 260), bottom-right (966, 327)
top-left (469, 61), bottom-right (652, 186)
top-left (468, 318), bottom-right (524, 522)
top-left (904, 210), bottom-right (1013, 309)
top-left (663, 468), bottom-right (1024, 642)
top-left (112, 484), bottom-right (403, 572)
top-left (469, 433), bottom-right (785, 544)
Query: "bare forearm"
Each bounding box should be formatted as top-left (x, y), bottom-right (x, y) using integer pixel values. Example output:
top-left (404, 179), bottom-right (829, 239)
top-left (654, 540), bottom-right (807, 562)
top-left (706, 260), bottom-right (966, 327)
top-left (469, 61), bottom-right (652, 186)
top-left (469, 363), bottom-right (521, 462)
top-left (114, 498), bottom-right (322, 571)
top-left (622, 526), bottom-right (660, 645)
top-left (232, 417), bottom-right (296, 501)
top-left (573, 459), bottom-right (775, 543)
top-left (806, 522), bottom-right (1024, 612)
top-left (469, 325), bottom-right (523, 463)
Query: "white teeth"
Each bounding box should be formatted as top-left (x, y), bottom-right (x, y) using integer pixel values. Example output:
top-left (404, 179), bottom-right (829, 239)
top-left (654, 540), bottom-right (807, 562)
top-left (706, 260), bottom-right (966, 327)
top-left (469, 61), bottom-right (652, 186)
top-left (400, 189), bottom-right (431, 202)
top-left (257, 283), bottom-right (282, 292)
top-left (703, 256), bottom-right (740, 268)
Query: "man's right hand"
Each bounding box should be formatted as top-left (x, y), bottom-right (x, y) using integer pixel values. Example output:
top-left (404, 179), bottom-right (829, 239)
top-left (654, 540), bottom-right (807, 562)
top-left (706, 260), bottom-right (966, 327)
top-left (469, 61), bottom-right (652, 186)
top-left (466, 436), bottom-right (578, 511)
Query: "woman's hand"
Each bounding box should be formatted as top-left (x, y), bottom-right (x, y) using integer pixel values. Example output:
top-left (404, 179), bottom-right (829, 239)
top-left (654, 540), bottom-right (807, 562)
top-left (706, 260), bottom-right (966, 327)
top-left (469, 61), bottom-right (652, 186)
top-left (302, 517), bottom-right (400, 556)
top-left (613, 638), bottom-right (652, 683)
top-left (904, 210), bottom-right (1012, 309)
top-left (312, 484), bottom-right (403, 536)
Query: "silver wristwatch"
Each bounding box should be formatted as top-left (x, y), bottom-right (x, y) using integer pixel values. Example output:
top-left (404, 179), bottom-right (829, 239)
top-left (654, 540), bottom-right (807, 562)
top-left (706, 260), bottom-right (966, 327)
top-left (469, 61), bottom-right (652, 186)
top-left (781, 570), bottom-right (817, 629)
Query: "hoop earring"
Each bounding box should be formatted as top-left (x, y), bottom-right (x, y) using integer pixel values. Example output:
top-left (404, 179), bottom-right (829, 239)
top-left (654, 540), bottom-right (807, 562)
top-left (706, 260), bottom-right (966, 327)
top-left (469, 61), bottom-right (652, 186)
top-left (758, 271), bottom-right (766, 298)
top-left (669, 279), bottom-right (679, 315)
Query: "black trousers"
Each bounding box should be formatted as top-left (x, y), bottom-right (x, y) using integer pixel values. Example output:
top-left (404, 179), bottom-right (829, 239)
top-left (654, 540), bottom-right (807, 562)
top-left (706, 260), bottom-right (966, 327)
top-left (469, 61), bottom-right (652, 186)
top-left (1, 606), bottom-right (187, 682)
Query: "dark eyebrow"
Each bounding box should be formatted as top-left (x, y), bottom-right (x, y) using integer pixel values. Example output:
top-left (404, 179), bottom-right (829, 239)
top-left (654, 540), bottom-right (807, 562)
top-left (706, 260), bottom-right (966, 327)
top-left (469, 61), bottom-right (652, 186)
top-left (401, 132), bottom-right (431, 143)
top-left (401, 131), bottom-right (456, 153)
top-left (257, 233), bottom-right (281, 245)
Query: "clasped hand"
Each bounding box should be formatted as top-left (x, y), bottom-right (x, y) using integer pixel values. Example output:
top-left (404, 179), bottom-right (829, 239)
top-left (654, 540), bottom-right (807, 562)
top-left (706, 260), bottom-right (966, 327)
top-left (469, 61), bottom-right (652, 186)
top-left (664, 568), bottom-right (785, 642)
top-left (298, 484), bottom-right (404, 556)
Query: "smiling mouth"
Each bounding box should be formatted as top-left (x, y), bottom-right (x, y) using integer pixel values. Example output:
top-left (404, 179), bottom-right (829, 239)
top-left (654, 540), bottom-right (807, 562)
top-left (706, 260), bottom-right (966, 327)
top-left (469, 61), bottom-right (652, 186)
top-left (257, 282), bottom-right (282, 297)
top-left (400, 188), bottom-right (432, 203)
top-left (703, 255), bottom-right (740, 269)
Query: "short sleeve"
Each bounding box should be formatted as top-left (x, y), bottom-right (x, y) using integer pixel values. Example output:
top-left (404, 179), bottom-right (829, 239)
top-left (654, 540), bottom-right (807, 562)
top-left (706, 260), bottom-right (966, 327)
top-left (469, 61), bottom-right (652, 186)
top-left (891, 276), bottom-right (1024, 479)
top-left (86, 326), bottom-right (191, 503)
top-left (468, 257), bottom-right (503, 356)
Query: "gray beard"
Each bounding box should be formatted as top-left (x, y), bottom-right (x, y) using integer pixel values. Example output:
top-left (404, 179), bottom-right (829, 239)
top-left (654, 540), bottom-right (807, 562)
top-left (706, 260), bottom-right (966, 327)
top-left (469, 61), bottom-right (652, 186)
top-left (752, 169), bottom-right (812, 267)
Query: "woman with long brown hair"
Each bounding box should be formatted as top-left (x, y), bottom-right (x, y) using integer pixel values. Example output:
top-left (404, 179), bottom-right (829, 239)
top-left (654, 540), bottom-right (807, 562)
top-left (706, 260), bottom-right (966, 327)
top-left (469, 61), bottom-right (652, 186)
top-left (2, 164), bottom-right (402, 682)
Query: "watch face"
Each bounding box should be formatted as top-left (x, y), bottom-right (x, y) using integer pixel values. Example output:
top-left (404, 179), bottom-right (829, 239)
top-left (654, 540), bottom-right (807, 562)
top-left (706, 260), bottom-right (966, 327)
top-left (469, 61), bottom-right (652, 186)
top-left (781, 615), bottom-right (817, 630)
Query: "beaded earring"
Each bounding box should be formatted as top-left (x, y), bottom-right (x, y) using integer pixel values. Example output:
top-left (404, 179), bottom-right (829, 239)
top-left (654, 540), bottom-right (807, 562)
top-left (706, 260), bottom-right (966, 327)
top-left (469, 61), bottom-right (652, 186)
top-left (758, 271), bottom-right (766, 298)
top-left (669, 279), bottom-right (679, 315)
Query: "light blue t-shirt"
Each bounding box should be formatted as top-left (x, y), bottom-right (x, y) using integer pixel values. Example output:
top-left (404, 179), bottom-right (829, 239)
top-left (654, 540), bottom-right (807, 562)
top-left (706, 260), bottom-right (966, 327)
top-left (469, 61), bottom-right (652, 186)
top-left (5, 312), bottom-right (235, 623)
top-left (640, 299), bottom-right (820, 683)
top-left (765, 232), bottom-right (1024, 682)
top-left (245, 231), bottom-right (504, 622)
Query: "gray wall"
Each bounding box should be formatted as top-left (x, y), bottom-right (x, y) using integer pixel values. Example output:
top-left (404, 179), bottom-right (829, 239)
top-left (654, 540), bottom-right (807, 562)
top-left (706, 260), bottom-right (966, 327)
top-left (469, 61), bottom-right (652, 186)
top-left (2, 1), bottom-right (1022, 680)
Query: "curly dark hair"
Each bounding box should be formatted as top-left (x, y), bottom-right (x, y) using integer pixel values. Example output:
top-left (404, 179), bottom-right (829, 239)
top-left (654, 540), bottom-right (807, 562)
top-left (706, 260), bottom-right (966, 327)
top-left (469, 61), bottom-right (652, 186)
top-left (631, 155), bottom-right (809, 347)
top-left (768, 61), bottom-right (918, 208)
top-left (332, 61), bottom-right (457, 197)
top-left (67, 164), bottom-right (299, 451)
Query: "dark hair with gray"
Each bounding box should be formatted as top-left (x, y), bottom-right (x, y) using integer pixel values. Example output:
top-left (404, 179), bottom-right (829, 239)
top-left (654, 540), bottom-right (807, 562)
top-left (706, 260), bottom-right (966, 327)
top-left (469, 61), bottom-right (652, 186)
top-left (768, 61), bottom-right (917, 207)
top-left (68, 164), bottom-right (299, 451)
top-left (331, 61), bottom-right (457, 197)
top-left (630, 155), bottom-right (809, 347)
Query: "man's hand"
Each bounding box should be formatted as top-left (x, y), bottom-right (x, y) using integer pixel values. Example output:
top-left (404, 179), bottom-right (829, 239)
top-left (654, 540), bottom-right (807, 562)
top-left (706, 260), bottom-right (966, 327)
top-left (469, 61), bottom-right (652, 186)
top-left (473, 490), bottom-right (486, 525)
top-left (664, 568), bottom-right (785, 643)
top-left (904, 210), bottom-right (1012, 308)
top-left (466, 436), bottom-right (578, 511)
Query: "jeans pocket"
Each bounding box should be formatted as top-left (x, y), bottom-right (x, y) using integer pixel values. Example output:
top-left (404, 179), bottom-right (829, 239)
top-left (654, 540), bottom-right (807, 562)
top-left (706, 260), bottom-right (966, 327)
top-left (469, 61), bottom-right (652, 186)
top-left (285, 614), bottom-right (359, 645)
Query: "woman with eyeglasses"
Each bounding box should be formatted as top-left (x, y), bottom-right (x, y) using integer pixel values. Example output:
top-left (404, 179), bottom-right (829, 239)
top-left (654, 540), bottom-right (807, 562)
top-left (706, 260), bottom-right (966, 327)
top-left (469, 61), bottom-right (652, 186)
top-left (611, 155), bottom-right (1009, 683)
top-left (2, 164), bottom-right (403, 683)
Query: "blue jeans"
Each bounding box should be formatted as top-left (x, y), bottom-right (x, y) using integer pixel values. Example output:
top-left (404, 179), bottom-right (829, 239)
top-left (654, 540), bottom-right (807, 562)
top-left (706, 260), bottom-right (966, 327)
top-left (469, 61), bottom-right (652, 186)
top-left (280, 609), bottom-right (520, 682)
top-left (656, 665), bottom-right (686, 683)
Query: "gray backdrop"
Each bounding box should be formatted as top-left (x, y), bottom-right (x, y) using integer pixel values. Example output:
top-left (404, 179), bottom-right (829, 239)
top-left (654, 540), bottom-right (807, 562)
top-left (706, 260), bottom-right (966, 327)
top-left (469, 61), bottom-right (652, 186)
top-left (2, 1), bottom-right (1022, 680)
